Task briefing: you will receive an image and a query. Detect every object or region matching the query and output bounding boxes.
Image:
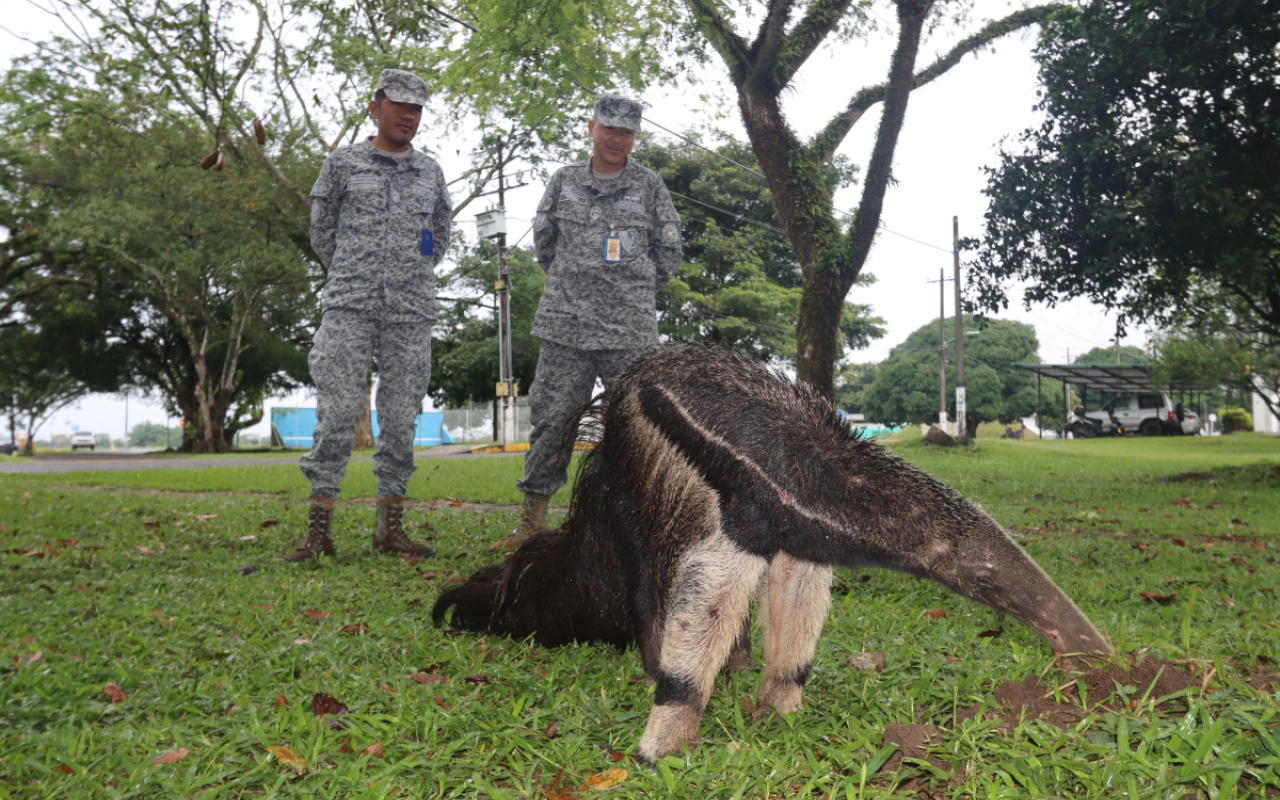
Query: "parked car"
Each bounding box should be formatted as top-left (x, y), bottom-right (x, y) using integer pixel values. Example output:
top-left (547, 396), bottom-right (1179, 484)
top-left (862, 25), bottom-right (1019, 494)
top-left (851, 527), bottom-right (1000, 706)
top-left (70, 431), bottom-right (96, 451)
top-left (1083, 393), bottom-right (1200, 436)
top-left (0, 438), bottom-right (16, 456)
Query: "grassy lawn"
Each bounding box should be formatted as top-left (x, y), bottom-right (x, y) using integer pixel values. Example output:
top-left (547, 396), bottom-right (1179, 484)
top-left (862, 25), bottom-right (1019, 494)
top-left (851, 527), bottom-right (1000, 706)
top-left (0, 436), bottom-right (1277, 798)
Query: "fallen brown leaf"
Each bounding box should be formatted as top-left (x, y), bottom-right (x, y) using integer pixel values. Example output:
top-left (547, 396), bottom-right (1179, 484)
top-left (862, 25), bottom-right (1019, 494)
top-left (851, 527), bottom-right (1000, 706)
top-left (464, 674), bottom-right (492, 685)
top-left (1172, 539), bottom-right (1186, 547)
top-left (302, 609), bottom-right (333, 620)
top-left (195, 514), bottom-right (219, 521)
top-left (103, 683), bottom-right (127, 703)
top-left (1173, 500), bottom-right (1192, 508)
top-left (360, 741), bottom-right (383, 759)
top-left (152, 748), bottom-right (190, 765)
top-left (312, 692), bottom-right (350, 717)
top-left (1140, 592), bottom-right (1177, 604)
top-left (926, 609), bottom-right (948, 620)
top-left (135, 546), bottom-right (155, 555)
top-left (583, 768), bottom-right (627, 791)
top-left (408, 673), bottom-right (448, 685)
top-left (266, 745), bottom-right (305, 772)
top-left (56, 765), bottom-right (73, 775)
top-left (259, 519), bottom-right (280, 529)
top-left (273, 694), bottom-right (288, 707)
top-left (339, 623), bottom-right (368, 635)
top-left (432, 695), bottom-right (451, 711)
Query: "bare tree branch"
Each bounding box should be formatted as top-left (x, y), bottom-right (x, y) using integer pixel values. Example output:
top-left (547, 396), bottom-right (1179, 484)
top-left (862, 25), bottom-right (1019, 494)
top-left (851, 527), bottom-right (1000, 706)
top-left (809, 4), bottom-right (1064, 164)
top-left (776, 0), bottom-right (857, 87)
top-left (685, 0), bottom-right (752, 84)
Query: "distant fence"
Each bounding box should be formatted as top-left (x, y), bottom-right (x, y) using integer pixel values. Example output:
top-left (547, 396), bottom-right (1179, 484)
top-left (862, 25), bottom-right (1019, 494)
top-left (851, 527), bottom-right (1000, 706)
top-left (440, 398), bottom-right (532, 444)
top-left (270, 408), bottom-right (453, 448)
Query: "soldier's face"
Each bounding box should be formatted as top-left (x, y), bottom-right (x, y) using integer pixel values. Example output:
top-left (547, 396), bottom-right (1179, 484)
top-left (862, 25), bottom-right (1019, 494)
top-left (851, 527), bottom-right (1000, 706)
top-left (589, 118), bottom-right (635, 173)
top-left (369, 98), bottom-right (423, 150)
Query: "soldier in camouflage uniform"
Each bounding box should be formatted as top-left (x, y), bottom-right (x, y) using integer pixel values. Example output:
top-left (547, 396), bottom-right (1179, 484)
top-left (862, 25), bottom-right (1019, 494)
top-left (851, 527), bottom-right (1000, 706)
top-left (291, 69), bottom-right (450, 562)
top-left (492, 93), bottom-right (683, 551)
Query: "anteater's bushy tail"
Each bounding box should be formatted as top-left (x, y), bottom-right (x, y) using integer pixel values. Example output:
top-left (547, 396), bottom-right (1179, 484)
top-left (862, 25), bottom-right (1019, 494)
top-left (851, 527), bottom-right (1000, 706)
top-left (431, 404), bottom-right (636, 650)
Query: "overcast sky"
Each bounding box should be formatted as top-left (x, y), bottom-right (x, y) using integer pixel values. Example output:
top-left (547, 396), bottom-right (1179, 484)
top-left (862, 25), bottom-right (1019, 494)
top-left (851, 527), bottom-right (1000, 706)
top-left (3, 0), bottom-right (1146, 442)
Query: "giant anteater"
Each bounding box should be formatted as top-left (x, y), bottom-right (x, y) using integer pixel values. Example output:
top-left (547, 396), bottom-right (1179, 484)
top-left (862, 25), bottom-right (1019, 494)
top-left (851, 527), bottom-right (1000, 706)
top-left (434, 343), bottom-right (1111, 763)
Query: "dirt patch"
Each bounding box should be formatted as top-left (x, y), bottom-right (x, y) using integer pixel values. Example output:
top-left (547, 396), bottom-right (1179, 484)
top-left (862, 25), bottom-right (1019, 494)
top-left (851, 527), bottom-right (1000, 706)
top-left (1164, 472), bottom-right (1219, 483)
top-left (882, 723), bottom-right (948, 772)
top-left (1249, 669), bottom-right (1280, 693)
top-left (952, 655), bottom-right (1199, 732)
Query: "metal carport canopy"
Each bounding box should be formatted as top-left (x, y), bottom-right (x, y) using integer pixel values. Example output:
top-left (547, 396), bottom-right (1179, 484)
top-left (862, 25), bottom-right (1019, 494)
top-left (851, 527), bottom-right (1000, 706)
top-left (1011, 363), bottom-right (1206, 393)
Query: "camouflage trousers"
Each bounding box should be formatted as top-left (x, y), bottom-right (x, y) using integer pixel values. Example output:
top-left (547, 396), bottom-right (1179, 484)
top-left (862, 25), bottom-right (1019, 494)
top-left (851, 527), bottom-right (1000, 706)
top-left (517, 341), bottom-right (641, 497)
top-left (299, 308), bottom-right (433, 500)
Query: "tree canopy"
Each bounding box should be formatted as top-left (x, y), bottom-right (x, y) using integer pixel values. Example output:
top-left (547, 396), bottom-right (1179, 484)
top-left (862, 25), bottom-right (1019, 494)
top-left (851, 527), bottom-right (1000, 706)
top-left (860, 316), bottom-right (1069, 432)
top-left (968, 0), bottom-right (1280, 351)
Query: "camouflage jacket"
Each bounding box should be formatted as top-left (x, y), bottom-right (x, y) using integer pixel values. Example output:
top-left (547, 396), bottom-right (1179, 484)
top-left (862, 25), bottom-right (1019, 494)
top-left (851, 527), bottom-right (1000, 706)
top-left (310, 140), bottom-right (452, 322)
top-left (531, 158), bottom-right (682, 350)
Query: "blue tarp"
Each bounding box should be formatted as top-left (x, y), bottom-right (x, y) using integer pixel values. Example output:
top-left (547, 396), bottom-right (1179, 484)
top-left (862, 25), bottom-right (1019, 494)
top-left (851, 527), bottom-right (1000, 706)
top-left (271, 408), bottom-right (454, 448)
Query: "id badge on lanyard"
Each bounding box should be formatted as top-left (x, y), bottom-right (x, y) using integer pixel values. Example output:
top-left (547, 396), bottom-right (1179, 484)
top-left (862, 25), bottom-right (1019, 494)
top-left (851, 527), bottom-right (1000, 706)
top-left (420, 212), bottom-right (434, 256)
top-left (604, 232), bottom-right (622, 263)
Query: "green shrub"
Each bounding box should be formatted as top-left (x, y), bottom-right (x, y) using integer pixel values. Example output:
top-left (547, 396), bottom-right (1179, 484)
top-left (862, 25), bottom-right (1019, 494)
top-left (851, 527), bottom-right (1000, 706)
top-left (1220, 406), bottom-right (1253, 432)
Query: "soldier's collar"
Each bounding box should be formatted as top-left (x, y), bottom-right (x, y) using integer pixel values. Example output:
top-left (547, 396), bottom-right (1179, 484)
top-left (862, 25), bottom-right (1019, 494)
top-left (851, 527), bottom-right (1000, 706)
top-left (363, 138), bottom-right (419, 167)
top-left (578, 157), bottom-right (634, 191)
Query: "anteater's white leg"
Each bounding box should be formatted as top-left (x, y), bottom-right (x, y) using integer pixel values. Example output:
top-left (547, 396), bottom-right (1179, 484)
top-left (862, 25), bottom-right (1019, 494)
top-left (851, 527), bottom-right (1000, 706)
top-left (756, 552), bottom-right (832, 716)
top-left (636, 532), bottom-right (767, 764)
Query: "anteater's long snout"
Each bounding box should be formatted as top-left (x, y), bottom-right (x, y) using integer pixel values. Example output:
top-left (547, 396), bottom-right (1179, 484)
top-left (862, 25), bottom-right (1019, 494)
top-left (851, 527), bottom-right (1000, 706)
top-left (985, 574), bottom-right (1113, 656)
top-left (931, 529), bottom-right (1114, 657)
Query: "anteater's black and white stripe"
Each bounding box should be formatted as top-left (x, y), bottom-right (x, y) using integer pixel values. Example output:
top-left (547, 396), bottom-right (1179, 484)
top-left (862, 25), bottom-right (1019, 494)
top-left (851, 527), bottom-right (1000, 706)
top-left (434, 343), bottom-right (1111, 763)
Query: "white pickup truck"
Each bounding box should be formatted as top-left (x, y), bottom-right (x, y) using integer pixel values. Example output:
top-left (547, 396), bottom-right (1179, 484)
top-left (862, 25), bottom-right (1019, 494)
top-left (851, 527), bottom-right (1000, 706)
top-left (1085, 393), bottom-right (1200, 436)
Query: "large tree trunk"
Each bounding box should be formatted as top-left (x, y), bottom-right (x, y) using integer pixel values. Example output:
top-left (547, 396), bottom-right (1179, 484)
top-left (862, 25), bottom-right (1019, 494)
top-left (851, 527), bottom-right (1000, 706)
top-left (795, 271), bottom-right (852, 393)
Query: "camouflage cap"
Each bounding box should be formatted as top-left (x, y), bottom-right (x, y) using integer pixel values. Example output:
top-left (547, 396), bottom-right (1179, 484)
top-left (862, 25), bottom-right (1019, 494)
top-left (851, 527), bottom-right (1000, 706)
top-left (377, 69), bottom-right (427, 106)
top-left (594, 93), bottom-right (642, 132)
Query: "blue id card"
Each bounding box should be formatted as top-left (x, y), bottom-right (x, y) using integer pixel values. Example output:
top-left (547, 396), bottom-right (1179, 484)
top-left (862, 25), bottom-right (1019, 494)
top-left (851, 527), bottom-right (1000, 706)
top-left (421, 228), bottom-right (434, 256)
top-left (603, 235), bottom-right (622, 263)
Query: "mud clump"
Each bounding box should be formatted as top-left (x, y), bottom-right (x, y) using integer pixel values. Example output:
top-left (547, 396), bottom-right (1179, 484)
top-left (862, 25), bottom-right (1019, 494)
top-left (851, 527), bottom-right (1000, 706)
top-left (957, 655), bottom-right (1199, 731)
top-left (882, 724), bottom-right (948, 772)
top-left (1164, 472), bottom-right (1218, 483)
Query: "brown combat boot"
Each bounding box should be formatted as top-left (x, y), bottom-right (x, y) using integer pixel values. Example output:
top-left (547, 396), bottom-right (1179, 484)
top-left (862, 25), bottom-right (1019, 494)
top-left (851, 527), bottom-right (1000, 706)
top-left (373, 497), bottom-right (435, 557)
top-left (288, 496), bottom-right (336, 562)
top-left (489, 492), bottom-right (551, 552)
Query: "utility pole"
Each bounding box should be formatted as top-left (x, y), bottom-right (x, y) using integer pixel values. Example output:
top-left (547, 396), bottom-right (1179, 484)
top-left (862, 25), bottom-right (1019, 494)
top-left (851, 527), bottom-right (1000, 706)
top-left (475, 141), bottom-right (527, 447)
top-left (927, 270), bottom-right (953, 433)
top-left (496, 141), bottom-right (514, 446)
top-left (952, 217), bottom-right (966, 443)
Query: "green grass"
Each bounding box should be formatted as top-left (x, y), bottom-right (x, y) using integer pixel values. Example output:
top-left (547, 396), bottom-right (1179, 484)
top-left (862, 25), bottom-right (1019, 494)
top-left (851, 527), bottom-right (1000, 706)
top-left (5, 455), bottom-right (569, 506)
top-left (0, 437), bottom-right (1277, 798)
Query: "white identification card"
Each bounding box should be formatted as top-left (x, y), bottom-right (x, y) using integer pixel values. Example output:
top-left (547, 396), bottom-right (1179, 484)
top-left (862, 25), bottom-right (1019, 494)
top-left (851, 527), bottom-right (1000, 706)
top-left (604, 235), bottom-right (622, 263)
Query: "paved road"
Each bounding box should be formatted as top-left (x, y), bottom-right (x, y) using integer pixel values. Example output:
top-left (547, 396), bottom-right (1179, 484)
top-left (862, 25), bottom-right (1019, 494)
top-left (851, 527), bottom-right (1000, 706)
top-left (0, 445), bottom-right (517, 475)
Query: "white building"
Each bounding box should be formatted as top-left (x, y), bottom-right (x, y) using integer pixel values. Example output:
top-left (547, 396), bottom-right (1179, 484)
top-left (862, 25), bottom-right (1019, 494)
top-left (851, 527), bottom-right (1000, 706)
top-left (1254, 378), bottom-right (1280, 434)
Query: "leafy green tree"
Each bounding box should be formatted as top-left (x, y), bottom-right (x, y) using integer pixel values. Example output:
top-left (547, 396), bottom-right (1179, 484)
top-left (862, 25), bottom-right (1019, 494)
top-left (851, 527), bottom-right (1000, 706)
top-left (638, 135), bottom-right (883, 365)
top-left (430, 243), bottom-right (545, 409)
top-left (0, 327), bottom-right (88, 456)
top-left (968, 0), bottom-right (1280, 367)
top-left (1148, 308), bottom-right (1280, 421)
top-left (861, 316), bottom-right (1069, 435)
top-left (127, 421), bottom-right (172, 449)
top-left (833, 362), bottom-right (879, 416)
top-left (433, 0), bottom-right (1061, 397)
top-left (1073, 346), bottom-right (1147, 366)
